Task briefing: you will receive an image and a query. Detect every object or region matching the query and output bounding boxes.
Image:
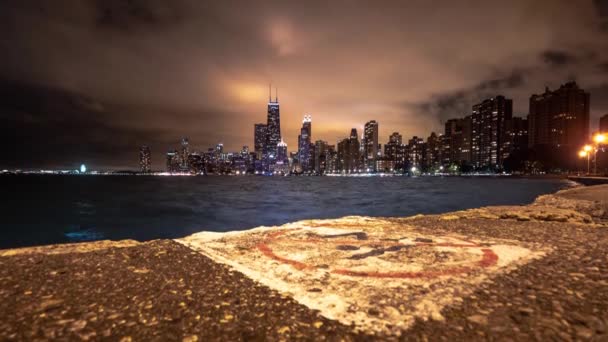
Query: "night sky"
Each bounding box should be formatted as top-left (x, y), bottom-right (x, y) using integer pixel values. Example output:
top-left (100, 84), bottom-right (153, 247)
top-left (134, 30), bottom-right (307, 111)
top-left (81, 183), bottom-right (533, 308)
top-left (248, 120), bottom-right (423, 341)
top-left (1, 0), bottom-right (608, 170)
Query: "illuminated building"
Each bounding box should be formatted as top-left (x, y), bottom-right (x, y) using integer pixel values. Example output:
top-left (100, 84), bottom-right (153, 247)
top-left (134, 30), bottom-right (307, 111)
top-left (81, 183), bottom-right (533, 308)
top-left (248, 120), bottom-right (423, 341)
top-left (528, 82), bottom-right (589, 169)
top-left (376, 158), bottom-right (396, 172)
top-left (298, 115), bottom-right (312, 172)
top-left (275, 139), bottom-right (289, 174)
top-left (166, 150), bottom-right (180, 172)
top-left (444, 116), bottom-right (473, 166)
top-left (254, 123), bottom-right (267, 160)
top-left (384, 132), bottom-right (405, 171)
top-left (180, 138), bottom-right (190, 171)
top-left (364, 120), bottom-right (379, 171)
top-left (471, 96), bottom-right (513, 170)
top-left (325, 145), bottom-right (337, 173)
top-left (337, 128), bottom-right (361, 173)
top-left (139, 145), bottom-right (151, 173)
top-left (188, 152), bottom-right (204, 174)
top-left (314, 140), bottom-right (328, 174)
top-left (503, 117), bottom-right (529, 155)
top-left (407, 136), bottom-right (426, 170)
top-left (425, 132), bottom-right (441, 171)
top-left (263, 86), bottom-right (281, 171)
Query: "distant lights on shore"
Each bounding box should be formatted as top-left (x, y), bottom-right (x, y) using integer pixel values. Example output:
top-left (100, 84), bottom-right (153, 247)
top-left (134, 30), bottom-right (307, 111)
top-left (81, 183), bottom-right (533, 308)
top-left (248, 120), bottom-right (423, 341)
top-left (80, 164), bottom-right (87, 173)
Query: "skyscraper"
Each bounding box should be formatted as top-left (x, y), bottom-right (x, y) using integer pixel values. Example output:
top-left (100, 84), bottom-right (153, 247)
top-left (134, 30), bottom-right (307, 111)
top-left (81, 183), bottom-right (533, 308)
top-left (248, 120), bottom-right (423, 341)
top-left (503, 117), bottom-right (528, 156)
top-left (166, 150), bottom-right (180, 173)
top-left (263, 86), bottom-right (281, 171)
top-left (180, 138), bottom-right (190, 171)
top-left (337, 129), bottom-right (361, 173)
top-left (275, 139), bottom-right (289, 174)
top-left (139, 145), bottom-right (151, 173)
top-left (254, 123), bottom-right (267, 160)
top-left (364, 120), bottom-right (379, 172)
top-left (384, 132), bottom-right (402, 160)
top-left (471, 96), bottom-right (513, 169)
top-left (314, 140), bottom-right (328, 174)
top-left (444, 116), bottom-right (473, 165)
top-left (298, 115), bottom-right (312, 172)
top-left (528, 82), bottom-right (589, 169)
top-left (407, 136), bottom-right (426, 170)
top-left (425, 132), bottom-right (441, 170)
top-left (187, 152), bottom-right (204, 174)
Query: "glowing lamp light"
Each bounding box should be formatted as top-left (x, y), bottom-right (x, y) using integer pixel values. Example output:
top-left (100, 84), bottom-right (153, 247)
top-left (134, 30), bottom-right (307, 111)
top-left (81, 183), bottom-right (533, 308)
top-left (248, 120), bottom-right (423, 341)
top-left (80, 164), bottom-right (87, 173)
top-left (578, 150), bottom-right (588, 158)
top-left (583, 145), bottom-right (592, 152)
top-left (594, 133), bottom-right (606, 144)
top-left (411, 167), bottom-right (417, 172)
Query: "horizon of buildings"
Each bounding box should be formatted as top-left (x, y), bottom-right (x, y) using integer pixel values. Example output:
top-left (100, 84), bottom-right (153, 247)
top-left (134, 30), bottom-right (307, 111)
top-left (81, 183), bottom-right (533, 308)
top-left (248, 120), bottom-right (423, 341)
top-left (141, 80), bottom-right (604, 175)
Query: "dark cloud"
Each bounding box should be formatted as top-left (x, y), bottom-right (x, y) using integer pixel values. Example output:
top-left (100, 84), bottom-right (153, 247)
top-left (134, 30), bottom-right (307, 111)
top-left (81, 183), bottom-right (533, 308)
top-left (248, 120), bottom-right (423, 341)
top-left (411, 71), bottom-right (528, 125)
top-left (0, 79), bottom-right (168, 169)
top-left (95, 0), bottom-right (185, 31)
top-left (542, 51), bottom-right (578, 67)
top-left (475, 72), bottom-right (526, 92)
top-left (1, 0), bottom-right (608, 169)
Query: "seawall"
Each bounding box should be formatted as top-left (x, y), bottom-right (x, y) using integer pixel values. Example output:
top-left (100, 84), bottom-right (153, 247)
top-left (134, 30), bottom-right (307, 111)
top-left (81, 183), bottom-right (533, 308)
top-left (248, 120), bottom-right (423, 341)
top-left (1, 185), bottom-right (607, 340)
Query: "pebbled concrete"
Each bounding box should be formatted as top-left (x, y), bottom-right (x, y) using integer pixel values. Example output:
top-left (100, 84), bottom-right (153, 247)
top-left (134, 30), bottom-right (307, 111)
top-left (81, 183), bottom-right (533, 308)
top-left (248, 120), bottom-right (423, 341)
top-left (0, 184), bottom-right (607, 341)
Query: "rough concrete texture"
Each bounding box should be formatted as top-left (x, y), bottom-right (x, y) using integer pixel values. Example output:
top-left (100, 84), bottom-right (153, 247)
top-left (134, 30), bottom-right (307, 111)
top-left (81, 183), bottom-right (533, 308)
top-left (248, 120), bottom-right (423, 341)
top-left (1, 184), bottom-right (607, 340)
top-left (178, 218), bottom-right (547, 335)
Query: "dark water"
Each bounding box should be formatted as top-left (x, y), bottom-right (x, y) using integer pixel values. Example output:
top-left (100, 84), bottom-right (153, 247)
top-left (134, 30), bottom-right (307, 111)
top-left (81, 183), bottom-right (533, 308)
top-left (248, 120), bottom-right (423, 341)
top-left (1, 175), bottom-right (571, 249)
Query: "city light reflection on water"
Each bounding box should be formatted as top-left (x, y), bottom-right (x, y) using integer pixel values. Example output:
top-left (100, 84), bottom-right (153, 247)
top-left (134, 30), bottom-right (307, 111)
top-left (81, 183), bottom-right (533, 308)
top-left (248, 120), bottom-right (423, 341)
top-left (0, 175), bottom-right (571, 249)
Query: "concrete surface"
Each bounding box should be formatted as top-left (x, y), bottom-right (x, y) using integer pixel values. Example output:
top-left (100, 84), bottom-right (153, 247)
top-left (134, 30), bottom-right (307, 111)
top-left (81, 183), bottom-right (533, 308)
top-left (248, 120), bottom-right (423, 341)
top-left (1, 184), bottom-right (607, 341)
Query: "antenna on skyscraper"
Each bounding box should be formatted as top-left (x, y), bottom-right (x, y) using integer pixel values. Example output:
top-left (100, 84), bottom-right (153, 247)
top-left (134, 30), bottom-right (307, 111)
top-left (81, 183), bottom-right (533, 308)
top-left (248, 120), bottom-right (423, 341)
top-left (275, 87), bottom-right (278, 102)
top-left (269, 83), bottom-right (272, 102)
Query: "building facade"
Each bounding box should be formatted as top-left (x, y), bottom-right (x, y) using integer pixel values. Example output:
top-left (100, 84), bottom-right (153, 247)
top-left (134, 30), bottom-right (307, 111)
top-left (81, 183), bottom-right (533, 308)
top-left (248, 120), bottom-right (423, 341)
top-left (166, 150), bottom-right (180, 173)
top-left (298, 115), bottom-right (312, 172)
top-left (263, 90), bottom-right (282, 171)
top-left (471, 96), bottom-right (513, 170)
top-left (139, 145), bottom-right (151, 173)
top-left (407, 136), bottom-right (426, 170)
top-left (180, 138), bottom-right (190, 171)
top-left (337, 128), bottom-right (361, 173)
top-left (314, 140), bottom-right (328, 174)
top-left (364, 120), bottom-right (379, 171)
top-left (254, 123), bottom-right (267, 160)
top-left (528, 82), bottom-right (589, 169)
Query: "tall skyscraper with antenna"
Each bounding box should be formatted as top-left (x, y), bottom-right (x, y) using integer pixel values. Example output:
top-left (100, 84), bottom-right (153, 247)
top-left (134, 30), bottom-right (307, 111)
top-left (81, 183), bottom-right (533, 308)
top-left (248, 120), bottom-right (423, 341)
top-left (263, 84), bottom-right (281, 172)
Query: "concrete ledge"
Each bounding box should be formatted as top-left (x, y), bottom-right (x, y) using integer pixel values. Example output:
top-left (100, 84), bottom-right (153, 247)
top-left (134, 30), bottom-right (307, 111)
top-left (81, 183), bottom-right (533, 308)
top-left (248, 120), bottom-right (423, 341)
top-left (1, 185), bottom-right (607, 340)
top-left (569, 176), bottom-right (608, 186)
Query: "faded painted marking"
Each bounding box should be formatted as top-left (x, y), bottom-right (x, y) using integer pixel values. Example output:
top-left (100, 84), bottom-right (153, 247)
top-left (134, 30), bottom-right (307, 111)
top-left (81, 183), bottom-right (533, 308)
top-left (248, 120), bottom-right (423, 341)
top-left (256, 230), bottom-right (499, 279)
top-left (177, 217), bottom-right (548, 335)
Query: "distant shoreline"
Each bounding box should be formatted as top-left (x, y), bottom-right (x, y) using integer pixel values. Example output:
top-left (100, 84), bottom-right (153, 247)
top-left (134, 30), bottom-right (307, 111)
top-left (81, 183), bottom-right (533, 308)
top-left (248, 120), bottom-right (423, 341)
top-left (0, 171), bottom-right (575, 179)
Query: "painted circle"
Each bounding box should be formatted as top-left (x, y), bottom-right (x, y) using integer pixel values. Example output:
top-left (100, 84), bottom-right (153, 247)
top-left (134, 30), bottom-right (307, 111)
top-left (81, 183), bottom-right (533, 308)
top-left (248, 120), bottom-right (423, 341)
top-left (256, 229), bottom-right (499, 279)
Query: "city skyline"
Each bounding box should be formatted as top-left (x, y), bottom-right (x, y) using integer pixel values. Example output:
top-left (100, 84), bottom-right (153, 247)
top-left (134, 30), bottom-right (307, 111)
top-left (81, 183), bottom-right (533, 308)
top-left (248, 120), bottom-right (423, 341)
top-left (136, 80), bottom-right (597, 175)
top-left (1, 1), bottom-right (608, 169)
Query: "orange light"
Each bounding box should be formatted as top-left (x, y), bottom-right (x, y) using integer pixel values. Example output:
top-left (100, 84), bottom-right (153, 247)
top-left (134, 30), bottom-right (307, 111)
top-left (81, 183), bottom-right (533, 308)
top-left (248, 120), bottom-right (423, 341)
top-left (579, 150), bottom-right (588, 157)
top-left (594, 133), bottom-right (606, 144)
top-left (583, 145), bottom-right (593, 152)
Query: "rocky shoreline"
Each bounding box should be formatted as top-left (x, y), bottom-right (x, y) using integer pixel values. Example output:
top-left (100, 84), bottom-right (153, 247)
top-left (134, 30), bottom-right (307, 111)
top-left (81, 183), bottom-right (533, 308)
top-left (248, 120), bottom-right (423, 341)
top-left (1, 184), bottom-right (606, 340)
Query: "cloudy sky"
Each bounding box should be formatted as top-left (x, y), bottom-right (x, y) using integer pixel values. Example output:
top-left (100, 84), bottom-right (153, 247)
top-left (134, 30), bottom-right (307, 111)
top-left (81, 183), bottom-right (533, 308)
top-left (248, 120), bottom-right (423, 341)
top-left (1, 0), bottom-right (607, 170)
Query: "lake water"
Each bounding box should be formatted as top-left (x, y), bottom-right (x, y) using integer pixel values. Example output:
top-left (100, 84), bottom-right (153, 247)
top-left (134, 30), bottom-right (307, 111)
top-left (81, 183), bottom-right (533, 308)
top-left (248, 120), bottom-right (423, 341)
top-left (0, 175), bottom-right (572, 249)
